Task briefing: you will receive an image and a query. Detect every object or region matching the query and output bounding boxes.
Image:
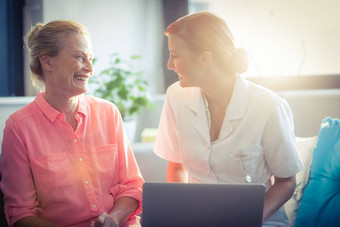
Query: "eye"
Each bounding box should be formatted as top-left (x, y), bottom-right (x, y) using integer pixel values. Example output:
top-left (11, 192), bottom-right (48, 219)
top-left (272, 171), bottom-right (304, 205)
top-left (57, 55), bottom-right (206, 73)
top-left (75, 55), bottom-right (84, 62)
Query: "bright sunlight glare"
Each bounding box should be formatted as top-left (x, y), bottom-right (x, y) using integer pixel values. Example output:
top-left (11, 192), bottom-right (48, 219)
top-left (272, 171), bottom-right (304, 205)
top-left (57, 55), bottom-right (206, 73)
top-left (245, 16), bottom-right (305, 78)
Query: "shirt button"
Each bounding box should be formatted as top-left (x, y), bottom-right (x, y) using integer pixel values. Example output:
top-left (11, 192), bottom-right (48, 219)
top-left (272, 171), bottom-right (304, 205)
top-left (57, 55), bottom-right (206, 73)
top-left (85, 180), bottom-right (89, 184)
top-left (93, 205), bottom-right (97, 208)
top-left (79, 158), bottom-right (83, 162)
top-left (77, 114), bottom-right (80, 117)
top-left (74, 139), bottom-right (77, 143)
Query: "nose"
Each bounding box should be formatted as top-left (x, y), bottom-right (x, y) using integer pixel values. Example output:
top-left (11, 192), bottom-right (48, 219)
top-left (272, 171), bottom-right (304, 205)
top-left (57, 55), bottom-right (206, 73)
top-left (167, 57), bottom-right (174, 70)
top-left (84, 58), bottom-right (93, 75)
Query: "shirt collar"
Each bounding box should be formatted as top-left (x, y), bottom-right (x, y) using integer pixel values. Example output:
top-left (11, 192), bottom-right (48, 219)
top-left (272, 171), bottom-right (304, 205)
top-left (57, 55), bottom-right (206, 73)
top-left (35, 92), bottom-right (88, 122)
top-left (77, 94), bottom-right (88, 116)
top-left (34, 92), bottom-right (61, 122)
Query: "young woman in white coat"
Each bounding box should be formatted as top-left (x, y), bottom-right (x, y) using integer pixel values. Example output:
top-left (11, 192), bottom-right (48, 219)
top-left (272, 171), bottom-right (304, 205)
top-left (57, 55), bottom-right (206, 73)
top-left (154, 11), bottom-right (303, 226)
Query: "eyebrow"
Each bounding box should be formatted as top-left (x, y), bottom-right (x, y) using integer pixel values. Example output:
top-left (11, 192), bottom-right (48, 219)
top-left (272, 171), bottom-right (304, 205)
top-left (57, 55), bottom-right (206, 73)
top-left (74, 50), bottom-right (93, 58)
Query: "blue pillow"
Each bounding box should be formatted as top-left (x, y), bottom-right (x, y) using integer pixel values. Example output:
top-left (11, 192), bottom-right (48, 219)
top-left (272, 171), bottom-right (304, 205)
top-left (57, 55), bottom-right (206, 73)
top-left (295, 117), bottom-right (340, 227)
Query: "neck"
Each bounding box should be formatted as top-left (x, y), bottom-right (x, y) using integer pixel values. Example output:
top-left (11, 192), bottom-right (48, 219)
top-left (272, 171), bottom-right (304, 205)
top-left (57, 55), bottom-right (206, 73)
top-left (201, 72), bottom-right (237, 109)
top-left (44, 91), bottom-right (79, 117)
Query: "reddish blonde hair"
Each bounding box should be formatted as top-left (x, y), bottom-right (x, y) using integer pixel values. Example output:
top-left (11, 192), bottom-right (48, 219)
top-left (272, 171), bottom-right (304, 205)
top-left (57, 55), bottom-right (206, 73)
top-left (165, 11), bottom-right (248, 74)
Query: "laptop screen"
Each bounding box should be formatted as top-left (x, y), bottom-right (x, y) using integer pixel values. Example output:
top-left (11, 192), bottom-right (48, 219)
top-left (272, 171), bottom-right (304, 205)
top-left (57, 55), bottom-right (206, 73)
top-left (142, 182), bottom-right (265, 227)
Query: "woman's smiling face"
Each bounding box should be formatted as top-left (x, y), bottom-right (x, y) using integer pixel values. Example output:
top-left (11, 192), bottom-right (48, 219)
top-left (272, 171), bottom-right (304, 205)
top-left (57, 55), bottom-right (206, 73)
top-left (45, 33), bottom-right (93, 97)
top-left (167, 34), bottom-right (204, 88)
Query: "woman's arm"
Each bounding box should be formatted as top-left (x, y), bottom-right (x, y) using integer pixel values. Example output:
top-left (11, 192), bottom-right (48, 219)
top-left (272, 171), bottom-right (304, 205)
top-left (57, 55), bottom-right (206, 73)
top-left (262, 175), bottom-right (296, 222)
top-left (108, 196), bottom-right (138, 225)
top-left (166, 161), bottom-right (188, 183)
top-left (14, 216), bottom-right (61, 227)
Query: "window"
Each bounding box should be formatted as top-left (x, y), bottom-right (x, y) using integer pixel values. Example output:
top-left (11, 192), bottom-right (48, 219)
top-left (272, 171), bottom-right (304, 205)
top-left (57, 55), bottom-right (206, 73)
top-left (0, 0), bottom-right (25, 96)
top-left (189, 0), bottom-right (340, 90)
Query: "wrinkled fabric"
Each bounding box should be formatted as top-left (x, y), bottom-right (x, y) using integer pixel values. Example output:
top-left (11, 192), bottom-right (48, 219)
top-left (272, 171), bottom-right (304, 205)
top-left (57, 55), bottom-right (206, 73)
top-left (0, 92), bottom-right (144, 226)
top-left (155, 76), bottom-right (302, 189)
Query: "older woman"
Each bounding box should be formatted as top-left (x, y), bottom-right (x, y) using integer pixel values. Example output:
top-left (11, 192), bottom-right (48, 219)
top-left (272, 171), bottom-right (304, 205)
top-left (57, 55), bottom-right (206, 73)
top-left (0, 20), bottom-right (143, 227)
top-left (154, 11), bottom-right (303, 226)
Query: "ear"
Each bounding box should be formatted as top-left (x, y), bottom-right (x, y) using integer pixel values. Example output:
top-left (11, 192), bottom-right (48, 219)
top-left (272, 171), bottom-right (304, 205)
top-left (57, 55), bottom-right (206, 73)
top-left (39, 55), bottom-right (54, 72)
top-left (200, 51), bottom-right (212, 68)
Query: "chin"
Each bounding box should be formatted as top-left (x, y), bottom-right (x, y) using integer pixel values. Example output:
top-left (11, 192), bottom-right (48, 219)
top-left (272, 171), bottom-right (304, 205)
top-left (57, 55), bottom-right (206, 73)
top-left (178, 77), bottom-right (185, 86)
top-left (179, 78), bottom-right (194, 88)
top-left (79, 85), bottom-right (88, 93)
top-left (179, 80), bottom-right (187, 88)
top-left (73, 88), bottom-right (87, 96)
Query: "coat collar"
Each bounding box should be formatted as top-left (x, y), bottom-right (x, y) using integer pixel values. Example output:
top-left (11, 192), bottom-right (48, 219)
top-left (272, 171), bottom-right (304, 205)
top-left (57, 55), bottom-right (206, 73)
top-left (184, 75), bottom-right (250, 120)
top-left (184, 75), bottom-right (250, 142)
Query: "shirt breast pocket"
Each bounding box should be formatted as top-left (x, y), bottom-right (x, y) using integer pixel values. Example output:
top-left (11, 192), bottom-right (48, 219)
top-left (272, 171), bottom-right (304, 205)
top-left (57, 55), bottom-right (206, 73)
top-left (229, 144), bottom-right (263, 175)
top-left (32, 152), bottom-right (74, 193)
top-left (89, 144), bottom-right (118, 180)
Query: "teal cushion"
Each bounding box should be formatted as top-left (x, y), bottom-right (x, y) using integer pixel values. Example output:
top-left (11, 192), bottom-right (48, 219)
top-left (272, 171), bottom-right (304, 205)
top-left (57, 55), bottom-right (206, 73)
top-left (295, 117), bottom-right (340, 227)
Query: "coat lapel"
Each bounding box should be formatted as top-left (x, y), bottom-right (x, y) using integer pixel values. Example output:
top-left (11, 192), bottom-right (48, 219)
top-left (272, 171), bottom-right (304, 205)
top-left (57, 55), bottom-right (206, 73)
top-left (182, 76), bottom-right (250, 143)
top-left (184, 89), bottom-right (211, 145)
top-left (219, 76), bottom-right (250, 140)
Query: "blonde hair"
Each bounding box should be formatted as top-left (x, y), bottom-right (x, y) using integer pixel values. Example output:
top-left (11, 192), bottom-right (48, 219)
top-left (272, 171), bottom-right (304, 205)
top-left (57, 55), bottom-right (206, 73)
top-left (165, 11), bottom-right (248, 74)
top-left (24, 20), bottom-right (90, 90)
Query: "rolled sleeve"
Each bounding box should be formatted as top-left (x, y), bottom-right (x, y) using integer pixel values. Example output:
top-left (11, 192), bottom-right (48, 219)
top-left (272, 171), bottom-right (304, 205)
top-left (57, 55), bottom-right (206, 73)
top-left (0, 120), bottom-right (42, 226)
top-left (110, 113), bottom-right (144, 217)
top-left (109, 183), bottom-right (143, 216)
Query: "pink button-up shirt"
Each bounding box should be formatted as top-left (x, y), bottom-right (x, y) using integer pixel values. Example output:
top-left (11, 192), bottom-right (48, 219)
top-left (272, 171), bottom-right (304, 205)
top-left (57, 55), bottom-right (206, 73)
top-left (0, 92), bottom-right (144, 226)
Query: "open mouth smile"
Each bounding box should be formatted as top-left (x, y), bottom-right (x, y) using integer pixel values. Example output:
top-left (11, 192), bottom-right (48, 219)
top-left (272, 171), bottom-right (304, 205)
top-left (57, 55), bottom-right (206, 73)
top-left (74, 75), bottom-right (89, 81)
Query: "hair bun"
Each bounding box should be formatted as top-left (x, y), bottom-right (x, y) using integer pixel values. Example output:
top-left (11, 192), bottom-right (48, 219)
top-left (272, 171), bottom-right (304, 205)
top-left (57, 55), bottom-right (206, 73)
top-left (25, 23), bottom-right (44, 52)
top-left (233, 47), bottom-right (249, 74)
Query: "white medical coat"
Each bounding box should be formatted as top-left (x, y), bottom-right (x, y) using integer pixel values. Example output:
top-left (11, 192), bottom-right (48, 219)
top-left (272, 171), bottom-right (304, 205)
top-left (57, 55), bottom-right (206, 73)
top-left (154, 76), bottom-right (303, 191)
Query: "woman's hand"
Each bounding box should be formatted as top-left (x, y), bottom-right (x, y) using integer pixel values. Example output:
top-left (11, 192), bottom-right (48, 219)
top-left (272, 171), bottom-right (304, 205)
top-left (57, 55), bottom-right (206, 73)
top-left (90, 213), bottom-right (119, 227)
top-left (90, 197), bottom-right (139, 227)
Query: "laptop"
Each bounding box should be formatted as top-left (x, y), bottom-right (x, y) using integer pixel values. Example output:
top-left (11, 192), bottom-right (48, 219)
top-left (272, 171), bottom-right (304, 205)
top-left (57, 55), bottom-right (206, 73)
top-left (142, 182), bottom-right (265, 227)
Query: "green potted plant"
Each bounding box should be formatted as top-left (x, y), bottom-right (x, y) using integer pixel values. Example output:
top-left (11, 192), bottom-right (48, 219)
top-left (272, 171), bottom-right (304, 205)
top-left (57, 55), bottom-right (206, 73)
top-left (90, 53), bottom-right (153, 141)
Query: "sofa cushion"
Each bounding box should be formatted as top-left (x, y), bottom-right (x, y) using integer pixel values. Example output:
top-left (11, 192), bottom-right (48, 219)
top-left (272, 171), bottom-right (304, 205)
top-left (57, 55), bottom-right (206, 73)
top-left (295, 117), bottom-right (340, 227)
top-left (285, 136), bottom-right (317, 227)
top-left (132, 143), bottom-right (167, 182)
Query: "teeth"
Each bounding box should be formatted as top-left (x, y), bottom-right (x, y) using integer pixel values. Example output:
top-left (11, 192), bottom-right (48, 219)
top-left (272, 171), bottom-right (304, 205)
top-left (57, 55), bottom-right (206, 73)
top-left (75, 76), bottom-right (88, 81)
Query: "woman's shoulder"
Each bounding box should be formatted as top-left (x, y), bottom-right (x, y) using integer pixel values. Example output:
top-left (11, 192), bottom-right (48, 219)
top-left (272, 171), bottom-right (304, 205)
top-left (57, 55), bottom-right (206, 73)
top-left (81, 94), bottom-right (118, 107)
top-left (243, 79), bottom-right (291, 117)
top-left (247, 79), bottom-right (286, 105)
top-left (80, 94), bottom-right (119, 113)
top-left (6, 100), bottom-right (39, 124)
top-left (166, 81), bottom-right (200, 99)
